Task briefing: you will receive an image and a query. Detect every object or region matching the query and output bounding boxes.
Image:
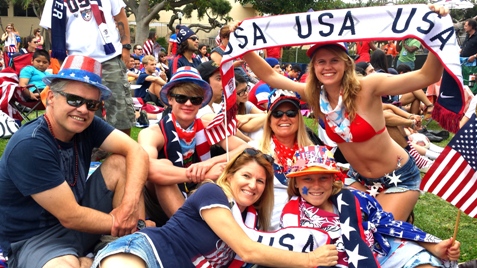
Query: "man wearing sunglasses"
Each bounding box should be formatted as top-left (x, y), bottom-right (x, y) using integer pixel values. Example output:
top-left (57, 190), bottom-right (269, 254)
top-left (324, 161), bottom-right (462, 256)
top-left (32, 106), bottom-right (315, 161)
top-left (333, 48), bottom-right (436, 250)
top-left (169, 25), bottom-right (201, 77)
top-left (138, 66), bottom-right (248, 226)
top-left (0, 55), bottom-right (150, 268)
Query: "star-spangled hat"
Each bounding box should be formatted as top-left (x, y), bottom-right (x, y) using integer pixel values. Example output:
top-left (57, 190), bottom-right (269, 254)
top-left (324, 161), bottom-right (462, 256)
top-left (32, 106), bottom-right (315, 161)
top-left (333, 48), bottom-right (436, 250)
top-left (267, 89), bottom-right (300, 112)
top-left (160, 66), bottom-right (212, 108)
top-left (287, 146), bottom-right (340, 177)
top-left (43, 55), bottom-right (112, 100)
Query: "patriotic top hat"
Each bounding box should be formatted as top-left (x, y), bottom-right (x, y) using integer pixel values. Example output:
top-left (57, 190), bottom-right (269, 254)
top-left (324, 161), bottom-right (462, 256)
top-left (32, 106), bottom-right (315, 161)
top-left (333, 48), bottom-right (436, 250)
top-left (43, 55), bottom-right (112, 100)
top-left (306, 42), bottom-right (348, 58)
top-left (287, 146), bottom-right (340, 177)
top-left (160, 66), bottom-right (212, 108)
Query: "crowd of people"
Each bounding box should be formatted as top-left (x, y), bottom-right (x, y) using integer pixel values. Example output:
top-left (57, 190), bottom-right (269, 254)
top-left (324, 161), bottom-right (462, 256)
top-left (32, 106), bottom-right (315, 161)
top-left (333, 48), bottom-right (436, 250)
top-left (0, 2), bottom-right (473, 268)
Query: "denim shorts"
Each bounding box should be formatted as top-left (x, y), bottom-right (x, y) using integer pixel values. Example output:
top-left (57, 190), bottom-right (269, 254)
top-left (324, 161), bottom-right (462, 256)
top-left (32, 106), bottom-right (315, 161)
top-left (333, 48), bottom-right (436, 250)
top-left (345, 156), bottom-right (421, 194)
top-left (7, 167), bottom-right (113, 268)
top-left (378, 238), bottom-right (453, 268)
top-left (92, 232), bottom-right (162, 268)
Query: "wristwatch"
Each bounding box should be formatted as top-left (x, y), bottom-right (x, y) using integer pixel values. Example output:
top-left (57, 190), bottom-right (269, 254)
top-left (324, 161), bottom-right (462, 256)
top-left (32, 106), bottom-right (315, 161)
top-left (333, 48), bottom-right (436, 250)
top-left (122, 44), bottom-right (132, 50)
top-left (137, 219), bottom-right (146, 230)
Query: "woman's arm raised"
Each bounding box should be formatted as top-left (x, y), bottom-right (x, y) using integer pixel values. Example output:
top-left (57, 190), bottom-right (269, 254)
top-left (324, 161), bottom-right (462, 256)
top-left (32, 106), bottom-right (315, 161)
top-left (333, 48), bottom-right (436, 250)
top-left (202, 206), bottom-right (338, 267)
top-left (242, 52), bottom-right (306, 99)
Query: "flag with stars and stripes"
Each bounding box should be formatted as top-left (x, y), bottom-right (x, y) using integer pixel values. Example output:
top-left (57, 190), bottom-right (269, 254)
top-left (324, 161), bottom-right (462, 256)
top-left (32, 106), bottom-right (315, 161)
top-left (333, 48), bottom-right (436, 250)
top-left (205, 60), bottom-right (238, 145)
top-left (421, 113), bottom-right (477, 218)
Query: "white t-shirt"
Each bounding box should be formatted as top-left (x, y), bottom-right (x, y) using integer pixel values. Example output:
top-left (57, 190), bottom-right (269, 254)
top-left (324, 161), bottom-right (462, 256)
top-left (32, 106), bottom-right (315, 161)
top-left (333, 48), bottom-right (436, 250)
top-left (40, 0), bottom-right (124, 63)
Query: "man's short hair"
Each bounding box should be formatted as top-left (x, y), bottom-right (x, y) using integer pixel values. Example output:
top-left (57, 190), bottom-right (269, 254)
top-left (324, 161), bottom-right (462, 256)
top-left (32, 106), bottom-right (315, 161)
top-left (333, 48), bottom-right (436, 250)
top-left (290, 64), bottom-right (302, 72)
top-left (396, 63), bottom-right (412, 74)
top-left (33, 49), bottom-right (50, 62)
top-left (142, 55), bottom-right (155, 65)
top-left (466, 19), bottom-right (477, 30)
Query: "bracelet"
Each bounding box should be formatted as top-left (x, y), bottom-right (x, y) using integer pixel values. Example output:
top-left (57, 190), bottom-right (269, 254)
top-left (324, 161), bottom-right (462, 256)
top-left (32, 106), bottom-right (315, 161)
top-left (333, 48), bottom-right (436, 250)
top-left (410, 119), bottom-right (415, 129)
top-left (110, 213), bottom-right (115, 228)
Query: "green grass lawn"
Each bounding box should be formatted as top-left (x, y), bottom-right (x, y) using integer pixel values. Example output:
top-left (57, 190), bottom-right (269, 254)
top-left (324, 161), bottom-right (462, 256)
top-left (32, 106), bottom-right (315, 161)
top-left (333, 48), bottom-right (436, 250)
top-left (1, 116), bottom-right (476, 262)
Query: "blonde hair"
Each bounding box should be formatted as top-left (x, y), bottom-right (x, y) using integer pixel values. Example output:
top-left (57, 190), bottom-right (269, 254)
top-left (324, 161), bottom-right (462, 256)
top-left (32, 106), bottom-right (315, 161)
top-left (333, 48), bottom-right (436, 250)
top-left (304, 44), bottom-right (361, 121)
top-left (258, 109), bottom-right (313, 156)
top-left (142, 55), bottom-right (155, 65)
top-left (216, 150), bottom-right (274, 231)
top-left (286, 174), bottom-right (343, 200)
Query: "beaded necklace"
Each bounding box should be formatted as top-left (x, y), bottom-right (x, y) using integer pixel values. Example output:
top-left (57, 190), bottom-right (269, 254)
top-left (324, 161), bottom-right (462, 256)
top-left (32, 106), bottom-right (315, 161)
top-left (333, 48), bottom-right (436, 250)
top-left (44, 114), bottom-right (79, 187)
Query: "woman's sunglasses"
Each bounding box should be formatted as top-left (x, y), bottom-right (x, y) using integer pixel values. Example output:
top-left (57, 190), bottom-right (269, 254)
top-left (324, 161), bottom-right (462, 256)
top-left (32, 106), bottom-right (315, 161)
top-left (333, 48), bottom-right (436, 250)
top-left (189, 36), bottom-right (199, 41)
top-left (242, 148), bottom-right (274, 164)
top-left (56, 91), bottom-right (101, 111)
top-left (237, 86), bottom-right (250, 97)
top-left (170, 93), bottom-right (203, 106)
top-left (271, 110), bottom-right (298, 118)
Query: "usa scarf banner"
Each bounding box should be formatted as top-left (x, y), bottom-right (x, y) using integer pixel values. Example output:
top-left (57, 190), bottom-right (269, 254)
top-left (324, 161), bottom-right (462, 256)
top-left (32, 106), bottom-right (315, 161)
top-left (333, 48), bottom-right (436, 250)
top-left (221, 4), bottom-right (464, 132)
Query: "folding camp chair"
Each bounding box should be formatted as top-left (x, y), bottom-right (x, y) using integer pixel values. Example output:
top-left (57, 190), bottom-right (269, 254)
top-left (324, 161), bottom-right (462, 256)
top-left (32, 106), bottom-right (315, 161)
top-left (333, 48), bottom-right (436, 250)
top-left (0, 67), bottom-right (45, 123)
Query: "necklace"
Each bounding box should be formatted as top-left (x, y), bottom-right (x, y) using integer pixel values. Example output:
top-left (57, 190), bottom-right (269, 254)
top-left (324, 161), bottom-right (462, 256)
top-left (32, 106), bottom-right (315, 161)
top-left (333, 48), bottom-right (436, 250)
top-left (44, 114), bottom-right (78, 187)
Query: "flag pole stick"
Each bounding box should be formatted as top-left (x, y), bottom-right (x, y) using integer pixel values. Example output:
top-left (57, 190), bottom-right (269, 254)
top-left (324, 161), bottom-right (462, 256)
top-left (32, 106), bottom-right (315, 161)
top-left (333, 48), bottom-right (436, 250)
top-left (452, 210), bottom-right (461, 244)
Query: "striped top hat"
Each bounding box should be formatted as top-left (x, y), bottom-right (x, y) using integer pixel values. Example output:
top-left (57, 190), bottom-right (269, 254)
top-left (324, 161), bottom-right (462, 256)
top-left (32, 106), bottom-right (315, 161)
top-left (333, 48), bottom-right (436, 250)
top-left (160, 66), bottom-right (212, 108)
top-left (43, 55), bottom-right (112, 100)
top-left (287, 146), bottom-right (340, 177)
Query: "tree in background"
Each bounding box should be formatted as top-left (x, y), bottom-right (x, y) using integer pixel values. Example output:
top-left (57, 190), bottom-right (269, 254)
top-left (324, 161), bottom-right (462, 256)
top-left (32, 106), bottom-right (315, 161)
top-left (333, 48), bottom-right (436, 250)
top-left (125, 0), bottom-right (232, 45)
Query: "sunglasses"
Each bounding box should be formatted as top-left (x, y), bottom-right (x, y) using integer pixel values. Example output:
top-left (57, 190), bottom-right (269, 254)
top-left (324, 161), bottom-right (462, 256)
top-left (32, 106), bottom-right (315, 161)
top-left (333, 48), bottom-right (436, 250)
top-left (56, 91), bottom-right (101, 111)
top-left (170, 93), bottom-right (203, 106)
top-left (237, 86), bottom-right (250, 97)
top-left (242, 148), bottom-right (274, 165)
top-left (271, 110), bottom-right (298, 118)
top-left (6, 27), bottom-right (11, 30)
top-left (136, 48), bottom-right (143, 50)
top-left (189, 36), bottom-right (199, 41)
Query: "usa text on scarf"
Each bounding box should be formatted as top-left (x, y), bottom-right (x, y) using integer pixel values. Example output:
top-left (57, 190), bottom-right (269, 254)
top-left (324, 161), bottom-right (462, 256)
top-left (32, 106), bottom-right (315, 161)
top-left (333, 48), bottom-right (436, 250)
top-left (222, 4), bottom-right (464, 132)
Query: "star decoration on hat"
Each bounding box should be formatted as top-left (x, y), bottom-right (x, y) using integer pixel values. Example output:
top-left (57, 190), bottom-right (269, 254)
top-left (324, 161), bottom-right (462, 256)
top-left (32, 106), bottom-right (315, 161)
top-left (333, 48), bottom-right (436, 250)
top-left (385, 171), bottom-right (402, 187)
top-left (69, 73), bottom-right (76, 77)
top-left (346, 244), bottom-right (368, 268)
top-left (83, 75), bottom-right (90, 82)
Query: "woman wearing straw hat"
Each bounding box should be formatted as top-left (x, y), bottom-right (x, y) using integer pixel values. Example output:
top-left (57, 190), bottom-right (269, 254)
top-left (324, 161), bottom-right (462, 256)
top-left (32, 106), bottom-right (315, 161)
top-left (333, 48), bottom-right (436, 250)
top-left (282, 145), bottom-right (461, 268)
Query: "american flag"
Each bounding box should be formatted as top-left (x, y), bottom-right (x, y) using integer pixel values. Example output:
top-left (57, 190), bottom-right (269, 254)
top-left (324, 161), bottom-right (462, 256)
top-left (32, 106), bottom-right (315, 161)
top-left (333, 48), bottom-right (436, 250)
top-left (420, 113), bottom-right (477, 218)
top-left (205, 60), bottom-right (238, 145)
top-left (0, 69), bottom-right (22, 121)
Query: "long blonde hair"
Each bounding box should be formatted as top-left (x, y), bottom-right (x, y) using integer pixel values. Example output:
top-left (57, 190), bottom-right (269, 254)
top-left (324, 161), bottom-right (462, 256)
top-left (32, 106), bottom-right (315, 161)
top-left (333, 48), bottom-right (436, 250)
top-left (258, 109), bottom-right (313, 156)
top-left (304, 44), bottom-right (362, 121)
top-left (287, 174), bottom-right (344, 200)
top-left (216, 149), bottom-right (274, 231)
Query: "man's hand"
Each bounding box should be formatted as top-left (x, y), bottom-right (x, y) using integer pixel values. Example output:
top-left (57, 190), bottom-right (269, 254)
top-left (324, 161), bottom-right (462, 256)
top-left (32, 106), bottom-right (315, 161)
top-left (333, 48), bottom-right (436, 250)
top-left (186, 159), bottom-right (216, 183)
top-left (204, 162), bottom-right (227, 181)
top-left (110, 203), bottom-right (139, 237)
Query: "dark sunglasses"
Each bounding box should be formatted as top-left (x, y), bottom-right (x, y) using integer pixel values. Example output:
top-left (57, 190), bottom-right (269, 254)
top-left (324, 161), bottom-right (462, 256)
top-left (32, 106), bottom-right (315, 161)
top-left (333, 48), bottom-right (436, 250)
top-left (242, 148), bottom-right (274, 165)
top-left (271, 110), bottom-right (298, 118)
top-left (189, 36), bottom-right (199, 41)
top-left (170, 93), bottom-right (203, 106)
top-left (237, 86), bottom-right (250, 97)
top-left (56, 91), bottom-right (101, 111)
